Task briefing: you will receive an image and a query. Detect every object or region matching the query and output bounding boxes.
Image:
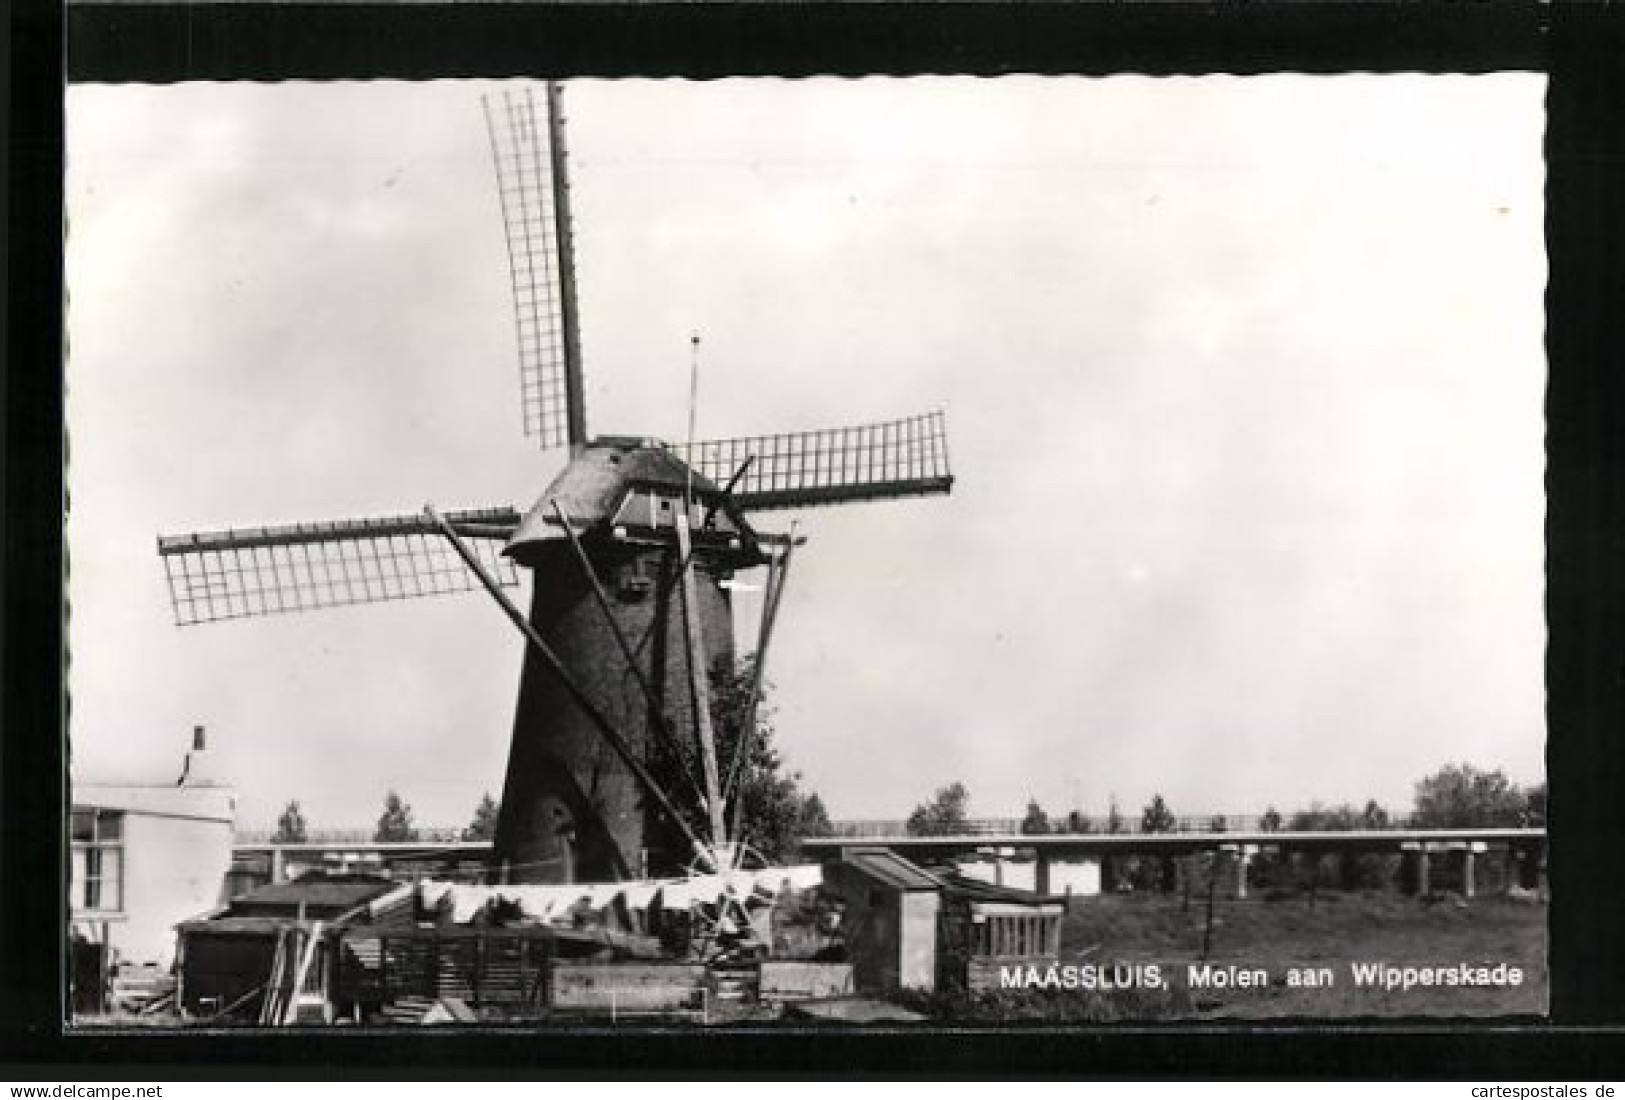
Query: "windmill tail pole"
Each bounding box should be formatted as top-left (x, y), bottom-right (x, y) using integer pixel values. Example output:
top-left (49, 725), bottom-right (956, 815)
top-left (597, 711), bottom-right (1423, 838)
top-left (726, 530), bottom-right (795, 842)
top-left (673, 513), bottom-right (729, 850)
top-left (423, 504), bottom-right (716, 871)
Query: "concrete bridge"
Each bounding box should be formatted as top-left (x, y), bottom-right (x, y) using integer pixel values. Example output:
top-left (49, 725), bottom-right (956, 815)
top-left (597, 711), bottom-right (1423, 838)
top-left (232, 826), bottom-right (1546, 898)
top-left (800, 827), bottom-right (1547, 899)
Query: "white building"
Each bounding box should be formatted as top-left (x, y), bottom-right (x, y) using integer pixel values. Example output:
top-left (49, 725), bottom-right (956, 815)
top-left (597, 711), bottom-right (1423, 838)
top-left (70, 729), bottom-right (236, 970)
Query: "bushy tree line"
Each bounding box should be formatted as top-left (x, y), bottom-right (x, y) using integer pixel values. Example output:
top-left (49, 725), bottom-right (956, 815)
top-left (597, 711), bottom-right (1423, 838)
top-left (909, 782), bottom-right (972, 836)
top-left (938, 763), bottom-right (1540, 842)
top-left (272, 790), bottom-right (496, 844)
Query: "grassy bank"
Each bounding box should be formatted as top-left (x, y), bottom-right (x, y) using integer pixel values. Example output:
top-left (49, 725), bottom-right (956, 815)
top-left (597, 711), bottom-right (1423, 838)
top-left (1055, 888), bottom-right (1547, 1019)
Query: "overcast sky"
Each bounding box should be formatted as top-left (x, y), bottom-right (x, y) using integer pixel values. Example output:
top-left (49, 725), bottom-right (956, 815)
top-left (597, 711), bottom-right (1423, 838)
top-left (65, 75), bottom-right (1547, 833)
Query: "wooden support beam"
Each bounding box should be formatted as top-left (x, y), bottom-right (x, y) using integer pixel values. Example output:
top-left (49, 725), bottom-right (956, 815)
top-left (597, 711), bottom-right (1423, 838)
top-left (726, 531), bottom-right (797, 842)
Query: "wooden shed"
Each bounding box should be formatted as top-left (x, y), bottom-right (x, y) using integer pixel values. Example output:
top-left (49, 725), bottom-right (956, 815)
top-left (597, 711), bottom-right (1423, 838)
top-left (822, 848), bottom-right (944, 994)
top-left (934, 872), bottom-right (1065, 994)
top-left (175, 874), bottom-right (411, 1021)
top-left (173, 916), bottom-right (293, 1018)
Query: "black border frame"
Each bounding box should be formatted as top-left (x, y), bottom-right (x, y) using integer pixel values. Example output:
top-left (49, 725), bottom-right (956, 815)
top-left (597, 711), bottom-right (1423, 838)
top-left (11, 0), bottom-right (1625, 1076)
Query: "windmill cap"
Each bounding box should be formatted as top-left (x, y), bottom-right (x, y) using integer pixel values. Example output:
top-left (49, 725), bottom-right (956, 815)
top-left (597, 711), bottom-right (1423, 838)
top-left (506, 437), bottom-right (762, 566)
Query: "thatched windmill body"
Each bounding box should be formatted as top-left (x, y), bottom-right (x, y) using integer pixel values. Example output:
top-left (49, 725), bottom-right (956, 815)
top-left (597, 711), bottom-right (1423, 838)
top-left (158, 84), bottom-right (954, 884)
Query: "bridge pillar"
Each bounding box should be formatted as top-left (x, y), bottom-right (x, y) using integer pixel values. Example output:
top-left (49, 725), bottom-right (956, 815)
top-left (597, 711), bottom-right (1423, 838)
top-left (1404, 846), bottom-right (1433, 896)
top-left (1462, 848), bottom-right (1476, 899)
top-left (270, 847), bottom-right (286, 885)
top-left (1035, 852), bottom-right (1052, 896)
top-left (1234, 846), bottom-right (1252, 900)
top-left (1516, 842), bottom-right (1543, 890)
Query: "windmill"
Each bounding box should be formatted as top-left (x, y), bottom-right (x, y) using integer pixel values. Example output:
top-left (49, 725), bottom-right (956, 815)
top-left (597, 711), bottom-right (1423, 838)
top-left (156, 82), bottom-right (954, 886)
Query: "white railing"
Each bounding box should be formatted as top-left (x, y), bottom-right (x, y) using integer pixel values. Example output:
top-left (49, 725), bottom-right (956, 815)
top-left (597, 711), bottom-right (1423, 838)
top-left (235, 827), bottom-right (468, 844)
top-left (822, 814), bottom-right (1380, 837)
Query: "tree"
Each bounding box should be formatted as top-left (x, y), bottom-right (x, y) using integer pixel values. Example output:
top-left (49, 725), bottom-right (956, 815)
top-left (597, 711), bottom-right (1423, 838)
top-left (1063, 809), bottom-right (1094, 835)
top-left (907, 782), bottom-right (971, 836)
top-left (1350, 800), bottom-right (1396, 889)
top-left (1140, 793), bottom-right (1176, 834)
top-left (1412, 763), bottom-right (1527, 828)
top-left (374, 790), bottom-right (418, 842)
top-left (273, 800), bottom-right (308, 844)
top-left (1019, 798), bottom-right (1051, 836)
top-left (795, 792), bottom-right (835, 842)
top-left (646, 656), bottom-right (834, 866)
top-left (1136, 794), bottom-right (1178, 891)
top-left (1523, 781), bottom-right (1546, 828)
top-left (1360, 799), bottom-right (1390, 830)
top-left (1249, 806), bottom-right (1287, 889)
top-left (1105, 797), bottom-right (1126, 834)
top-left (1290, 803), bottom-right (1354, 832)
top-left (463, 792), bottom-right (500, 841)
top-left (1282, 802), bottom-right (1394, 891)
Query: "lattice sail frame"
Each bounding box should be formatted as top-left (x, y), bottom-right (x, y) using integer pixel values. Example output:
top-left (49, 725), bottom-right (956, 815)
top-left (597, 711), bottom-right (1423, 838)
top-left (158, 508), bottom-right (522, 626)
top-left (484, 87), bottom-right (577, 449)
top-left (675, 410), bottom-right (953, 511)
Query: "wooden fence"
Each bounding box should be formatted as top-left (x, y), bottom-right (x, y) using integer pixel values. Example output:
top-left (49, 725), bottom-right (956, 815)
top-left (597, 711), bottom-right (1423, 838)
top-left (336, 927), bottom-right (554, 1016)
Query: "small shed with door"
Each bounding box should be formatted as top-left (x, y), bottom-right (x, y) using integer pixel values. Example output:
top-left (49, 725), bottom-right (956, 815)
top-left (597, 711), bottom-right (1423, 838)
top-left (821, 848), bottom-right (944, 994)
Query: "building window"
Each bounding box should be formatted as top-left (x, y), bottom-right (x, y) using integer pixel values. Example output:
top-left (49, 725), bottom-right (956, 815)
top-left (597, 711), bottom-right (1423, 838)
top-left (71, 809), bottom-right (125, 913)
top-left (82, 846), bottom-right (124, 911)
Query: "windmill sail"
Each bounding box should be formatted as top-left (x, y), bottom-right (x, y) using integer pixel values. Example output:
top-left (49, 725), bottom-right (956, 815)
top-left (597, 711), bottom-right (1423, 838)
top-left (484, 85), bottom-right (586, 450)
top-left (674, 410), bottom-right (954, 511)
top-left (157, 507), bottom-right (522, 626)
